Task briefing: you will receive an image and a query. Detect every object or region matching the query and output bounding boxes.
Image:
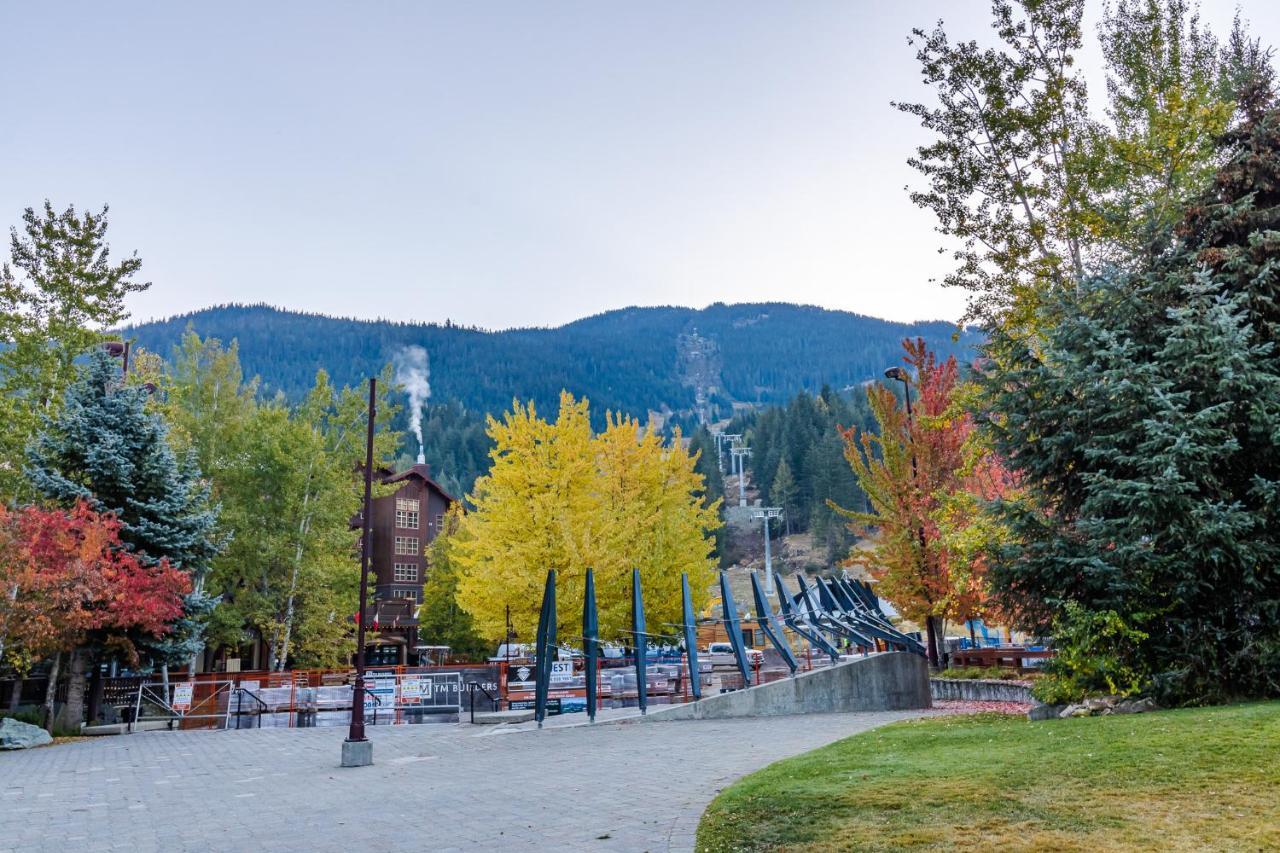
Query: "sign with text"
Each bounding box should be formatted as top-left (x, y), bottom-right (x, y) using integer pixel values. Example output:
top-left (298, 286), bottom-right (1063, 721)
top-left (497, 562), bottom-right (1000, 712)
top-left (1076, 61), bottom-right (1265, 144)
top-left (171, 682), bottom-right (193, 712)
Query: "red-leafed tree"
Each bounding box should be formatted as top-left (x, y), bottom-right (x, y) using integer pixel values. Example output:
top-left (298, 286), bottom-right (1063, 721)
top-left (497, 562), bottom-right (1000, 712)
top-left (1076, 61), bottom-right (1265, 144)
top-left (0, 501), bottom-right (188, 729)
top-left (835, 338), bottom-right (1012, 665)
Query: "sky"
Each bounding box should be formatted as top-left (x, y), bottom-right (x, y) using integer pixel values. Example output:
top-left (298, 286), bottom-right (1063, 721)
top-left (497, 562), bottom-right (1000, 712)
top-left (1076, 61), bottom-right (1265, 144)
top-left (2, 1), bottom-right (1276, 330)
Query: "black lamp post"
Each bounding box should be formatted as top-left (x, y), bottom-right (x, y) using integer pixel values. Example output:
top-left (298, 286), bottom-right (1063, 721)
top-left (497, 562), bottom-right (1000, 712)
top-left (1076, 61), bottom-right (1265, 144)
top-left (342, 377), bottom-right (377, 767)
top-left (884, 366), bottom-right (940, 668)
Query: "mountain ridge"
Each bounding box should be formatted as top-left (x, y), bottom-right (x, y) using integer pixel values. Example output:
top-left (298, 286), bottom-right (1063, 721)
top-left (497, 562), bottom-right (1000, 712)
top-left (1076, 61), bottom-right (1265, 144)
top-left (121, 301), bottom-right (981, 426)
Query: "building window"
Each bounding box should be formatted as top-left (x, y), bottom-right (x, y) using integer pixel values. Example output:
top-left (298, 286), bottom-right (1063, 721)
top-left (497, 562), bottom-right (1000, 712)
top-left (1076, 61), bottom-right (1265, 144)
top-left (392, 588), bottom-right (418, 601)
top-left (433, 513), bottom-right (444, 530)
top-left (394, 536), bottom-right (419, 556)
top-left (393, 563), bottom-right (418, 582)
top-left (395, 498), bottom-right (419, 530)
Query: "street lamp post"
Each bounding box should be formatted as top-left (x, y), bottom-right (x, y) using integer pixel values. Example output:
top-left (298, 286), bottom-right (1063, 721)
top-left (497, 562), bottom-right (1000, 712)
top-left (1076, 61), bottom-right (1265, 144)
top-left (884, 366), bottom-right (939, 668)
top-left (342, 377), bottom-right (377, 768)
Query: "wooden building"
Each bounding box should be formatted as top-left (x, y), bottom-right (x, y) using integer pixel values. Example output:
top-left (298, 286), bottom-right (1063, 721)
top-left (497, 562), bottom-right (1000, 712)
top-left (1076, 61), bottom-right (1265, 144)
top-left (362, 463), bottom-right (456, 666)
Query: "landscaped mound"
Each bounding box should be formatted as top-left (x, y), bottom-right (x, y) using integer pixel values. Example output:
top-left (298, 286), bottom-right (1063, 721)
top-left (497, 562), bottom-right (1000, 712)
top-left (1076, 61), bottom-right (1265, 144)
top-left (697, 702), bottom-right (1279, 851)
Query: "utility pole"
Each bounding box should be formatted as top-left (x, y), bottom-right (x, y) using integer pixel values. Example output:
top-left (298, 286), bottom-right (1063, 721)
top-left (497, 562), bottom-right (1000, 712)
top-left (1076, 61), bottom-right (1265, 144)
top-left (342, 377), bottom-right (376, 768)
top-left (751, 507), bottom-right (783, 595)
top-left (730, 445), bottom-right (751, 507)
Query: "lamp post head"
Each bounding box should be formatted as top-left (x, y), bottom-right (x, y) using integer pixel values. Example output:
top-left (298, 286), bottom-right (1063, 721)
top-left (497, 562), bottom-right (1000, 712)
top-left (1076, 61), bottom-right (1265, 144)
top-left (883, 366), bottom-right (908, 383)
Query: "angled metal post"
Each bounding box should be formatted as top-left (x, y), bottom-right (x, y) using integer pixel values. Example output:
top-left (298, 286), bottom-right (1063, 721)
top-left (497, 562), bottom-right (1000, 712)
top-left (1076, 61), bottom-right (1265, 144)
top-left (718, 571), bottom-right (752, 687)
top-left (583, 568), bottom-right (599, 722)
top-left (534, 569), bottom-right (556, 728)
top-left (680, 573), bottom-right (702, 701)
top-left (776, 572), bottom-right (840, 662)
top-left (751, 571), bottom-right (797, 674)
top-left (632, 567), bottom-right (648, 715)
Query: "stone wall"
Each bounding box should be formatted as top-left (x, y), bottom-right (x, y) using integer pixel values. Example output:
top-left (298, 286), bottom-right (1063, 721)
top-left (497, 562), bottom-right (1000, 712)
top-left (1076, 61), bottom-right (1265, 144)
top-left (642, 652), bottom-right (931, 721)
top-left (930, 678), bottom-right (1033, 703)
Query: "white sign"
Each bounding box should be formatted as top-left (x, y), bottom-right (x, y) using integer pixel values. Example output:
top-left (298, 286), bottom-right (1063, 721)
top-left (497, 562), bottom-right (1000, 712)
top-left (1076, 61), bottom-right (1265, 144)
top-left (366, 675), bottom-right (397, 710)
top-left (239, 680), bottom-right (259, 692)
top-left (172, 682), bottom-right (194, 711)
top-left (400, 675), bottom-right (430, 702)
top-left (550, 661), bottom-right (574, 684)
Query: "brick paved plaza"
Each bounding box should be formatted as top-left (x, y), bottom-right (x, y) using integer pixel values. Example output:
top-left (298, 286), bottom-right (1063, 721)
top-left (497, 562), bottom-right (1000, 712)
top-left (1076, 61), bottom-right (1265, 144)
top-left (0, 711), bottom-right (924, 852)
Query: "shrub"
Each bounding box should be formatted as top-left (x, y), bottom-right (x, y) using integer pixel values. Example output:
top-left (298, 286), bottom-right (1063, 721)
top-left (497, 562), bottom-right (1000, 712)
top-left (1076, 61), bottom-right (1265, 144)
top-left (1031, 603), bottom-right (1149, 705)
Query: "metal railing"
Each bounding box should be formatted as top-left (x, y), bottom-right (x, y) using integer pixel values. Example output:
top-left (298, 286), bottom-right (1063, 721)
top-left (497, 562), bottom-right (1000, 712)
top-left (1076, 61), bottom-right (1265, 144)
top-left (467, 681), bottom-right (500, 723)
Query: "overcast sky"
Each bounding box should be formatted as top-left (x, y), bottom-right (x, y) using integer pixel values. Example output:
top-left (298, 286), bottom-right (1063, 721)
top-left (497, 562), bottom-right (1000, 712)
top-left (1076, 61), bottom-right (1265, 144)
top-left (2, 1), bottom-right (1275, 330)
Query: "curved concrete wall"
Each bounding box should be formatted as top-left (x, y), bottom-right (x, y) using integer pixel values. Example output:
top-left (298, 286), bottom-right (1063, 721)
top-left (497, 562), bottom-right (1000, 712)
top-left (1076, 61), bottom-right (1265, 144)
top-left (644, 652), bottom-right (931, 721)
top-left (930, 678), bottom-right (1033, 704)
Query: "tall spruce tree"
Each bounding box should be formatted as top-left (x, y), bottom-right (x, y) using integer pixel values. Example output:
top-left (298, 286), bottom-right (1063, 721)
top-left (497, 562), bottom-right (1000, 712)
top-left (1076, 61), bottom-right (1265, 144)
top-left (26, 349), bottom-right (219, 708)
top-left (982, 84), bottom-right (1280, 702)
top-left (0, 202), bottom-right (150, 502)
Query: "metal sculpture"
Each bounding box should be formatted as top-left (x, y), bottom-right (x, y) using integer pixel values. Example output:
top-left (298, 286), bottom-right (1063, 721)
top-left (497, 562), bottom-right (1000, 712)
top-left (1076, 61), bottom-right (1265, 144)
top-left (805, 575), bottom-right (876, 648)
top-left (680, 572), bottom-right (702, 701)
top-left (830, 575), bottom-right (925, 654)
top-left (631, 567), bottom-right (648, 715)
top-left (750, 571), bottom-right (797, 674)
top-left (534, 568), bottom-right (557, 727)
top-left (718, 570), bottom-right (753, 687)
top-left (774, 571), bottom-right (840, 662)
top-left (583, 567), bottom-right (599, 722)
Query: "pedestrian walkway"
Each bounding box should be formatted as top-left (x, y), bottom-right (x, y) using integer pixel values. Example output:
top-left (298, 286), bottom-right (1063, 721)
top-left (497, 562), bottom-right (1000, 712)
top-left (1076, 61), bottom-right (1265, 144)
top-left (0, 710), bottom-right (928, 852)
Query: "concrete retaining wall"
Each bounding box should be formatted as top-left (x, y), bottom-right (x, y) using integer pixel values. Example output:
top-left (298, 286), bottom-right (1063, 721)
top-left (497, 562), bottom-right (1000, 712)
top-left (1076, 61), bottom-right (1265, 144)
top-left (930, 678), bottom-right (1033, 703)
top-left (643, 652), bottom-right (930, 721)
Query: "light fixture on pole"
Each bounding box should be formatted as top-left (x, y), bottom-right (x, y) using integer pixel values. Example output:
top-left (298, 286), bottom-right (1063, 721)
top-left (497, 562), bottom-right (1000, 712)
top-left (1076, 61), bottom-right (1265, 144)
top-left (883, 365), bottom-right (937, 668)
top-left (342, 377), bottom-right (377, 768)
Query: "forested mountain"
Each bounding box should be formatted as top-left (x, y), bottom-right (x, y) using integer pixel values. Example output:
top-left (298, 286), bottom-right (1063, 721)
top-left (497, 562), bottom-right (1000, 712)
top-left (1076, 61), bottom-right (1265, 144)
top-left (726, 386), bottom-right (876, 562)
top-left (124, 302), bottom-right (979, 422)
top-left (123, 302), bottom-right (975, 498)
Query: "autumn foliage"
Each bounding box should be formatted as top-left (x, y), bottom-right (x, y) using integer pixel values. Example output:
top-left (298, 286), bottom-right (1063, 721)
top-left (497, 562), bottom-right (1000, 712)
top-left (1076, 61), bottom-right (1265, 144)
top-left (836, 339), bottom-right (1012, 655)
top-left (454, 392), bottom-right (721, 644)
top-left (0, 501), bottom-right (189, 670)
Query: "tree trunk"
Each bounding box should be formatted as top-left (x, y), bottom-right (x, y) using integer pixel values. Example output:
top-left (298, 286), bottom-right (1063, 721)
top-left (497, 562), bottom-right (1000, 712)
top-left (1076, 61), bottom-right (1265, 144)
top-left (57, 647), bottom-right (90, 731)
top-left (160, 663), bottom-right (170, 706)
top-left (266, 633), bottom-right (280, 673)
top-left (968, 619), bottom-right (978, 649)
top-left (42, 652), bottom-right (62, 733)
top-left (277, 466), bottom-right (317, 672)
top-left (8, 677), bottom-right (23, 711)
top-left (924, 616), bottom-right (939, 669)
top-left (187, 573), bottom-right (206, 677)
top-left (87, 657), bottom-right (104, 724)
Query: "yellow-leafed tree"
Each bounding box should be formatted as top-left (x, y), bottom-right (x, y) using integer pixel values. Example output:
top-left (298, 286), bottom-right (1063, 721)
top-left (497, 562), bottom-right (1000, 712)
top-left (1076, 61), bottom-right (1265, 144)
top-left (454, 392), bottom-right (720, 646)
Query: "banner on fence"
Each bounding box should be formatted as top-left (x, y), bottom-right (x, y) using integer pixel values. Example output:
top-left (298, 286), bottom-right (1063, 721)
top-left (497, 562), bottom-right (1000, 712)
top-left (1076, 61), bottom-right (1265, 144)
top-left (172, 682), bottom-right (193, 711)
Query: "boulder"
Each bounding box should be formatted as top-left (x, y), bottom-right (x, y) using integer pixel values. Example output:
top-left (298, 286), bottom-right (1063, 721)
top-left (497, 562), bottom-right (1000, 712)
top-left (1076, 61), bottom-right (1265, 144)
top-left (1083, 695), bottom-right (1118, 712)
top-left (0, 717), bottom-right (53, 750)
top-left (1027, 703), bottom-right (1066, 721)
top-left (1113, 697), bottom-right (1158, 715)
top-left (1059, 704), bottom-right (1092, 718)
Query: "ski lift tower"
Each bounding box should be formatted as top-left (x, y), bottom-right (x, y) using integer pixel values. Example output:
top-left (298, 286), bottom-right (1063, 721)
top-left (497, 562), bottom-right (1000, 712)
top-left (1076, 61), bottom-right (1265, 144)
top-left (716, 433), bottom-right (741, 474)
top-left (730, 444), bottom-right (751, 507)
top-left (751, 507), bottom-right (784, 595)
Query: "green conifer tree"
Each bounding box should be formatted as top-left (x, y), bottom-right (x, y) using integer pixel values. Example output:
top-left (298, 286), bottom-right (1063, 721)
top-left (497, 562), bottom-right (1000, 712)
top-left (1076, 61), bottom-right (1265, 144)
top-left (982, 83), bottom-right (1280, 701)
top-left (26, 349), bottom-right (220, 703)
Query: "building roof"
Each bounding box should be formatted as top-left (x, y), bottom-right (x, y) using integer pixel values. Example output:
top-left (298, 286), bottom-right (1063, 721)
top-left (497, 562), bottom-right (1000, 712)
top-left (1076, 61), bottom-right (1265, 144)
top-left (380, 463), bottom-right (457, 504)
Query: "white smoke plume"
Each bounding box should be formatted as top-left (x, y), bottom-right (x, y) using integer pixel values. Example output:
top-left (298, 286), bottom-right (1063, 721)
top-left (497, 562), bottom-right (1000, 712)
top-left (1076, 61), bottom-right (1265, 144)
top-left (394, 345), bottom-right (431, 464)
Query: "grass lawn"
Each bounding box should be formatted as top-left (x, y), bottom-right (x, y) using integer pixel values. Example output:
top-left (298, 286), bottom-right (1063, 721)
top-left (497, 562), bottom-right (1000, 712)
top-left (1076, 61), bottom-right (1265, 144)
top-left (696, 702), bottom-right (1279, 852)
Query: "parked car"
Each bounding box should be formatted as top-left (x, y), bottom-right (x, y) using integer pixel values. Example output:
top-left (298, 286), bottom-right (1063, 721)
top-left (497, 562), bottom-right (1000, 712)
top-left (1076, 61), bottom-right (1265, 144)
top-left (706, 642), bottom-right (763, 666)
top-left (488, 643), bottom-right (533, 662)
